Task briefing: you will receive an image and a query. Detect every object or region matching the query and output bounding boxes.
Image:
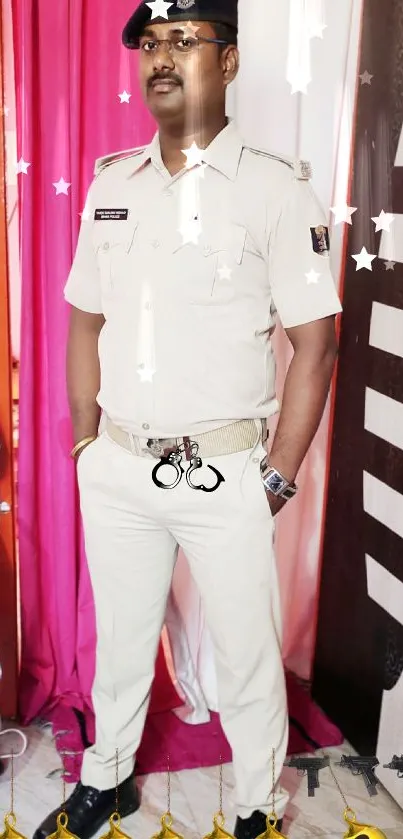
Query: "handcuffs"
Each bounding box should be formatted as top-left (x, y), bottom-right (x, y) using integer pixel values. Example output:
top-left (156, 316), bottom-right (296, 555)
top-left (148, 439), bottom-right (225, 493)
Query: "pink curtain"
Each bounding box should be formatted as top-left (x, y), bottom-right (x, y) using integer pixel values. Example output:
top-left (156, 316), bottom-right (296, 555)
top-left (13, 0), bottom-right (180, 723)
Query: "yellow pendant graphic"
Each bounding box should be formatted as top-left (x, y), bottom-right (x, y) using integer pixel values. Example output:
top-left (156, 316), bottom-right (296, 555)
top-left (342, 807), bottom-right (388, 838)
top-left (150, 813), bottom-right (185, 839)
top-left (203, 813), bottom-right (236, 839)
top-left (0, 813), bottom-right (28, 839)
top-left (100, 813), bottom-right (133, 839)
top-left (45, 812), bottom-right (80, 839)
top-left (256, 813), bottom-right (288, 839)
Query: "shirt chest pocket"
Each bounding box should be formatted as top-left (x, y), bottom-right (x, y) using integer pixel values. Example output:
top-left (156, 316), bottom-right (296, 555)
top-left (93, 221), bottom-right (139, 298)
top-left (172, 223), bottom-right (248, 306)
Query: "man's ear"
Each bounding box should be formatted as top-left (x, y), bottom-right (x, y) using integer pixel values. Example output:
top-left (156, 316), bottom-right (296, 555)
top-left (222, 46), bottom-right (239, 85)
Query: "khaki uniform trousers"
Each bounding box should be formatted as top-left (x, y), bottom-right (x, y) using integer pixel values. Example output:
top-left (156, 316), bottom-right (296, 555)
top-left (77, 427), bottom-right (289, 819)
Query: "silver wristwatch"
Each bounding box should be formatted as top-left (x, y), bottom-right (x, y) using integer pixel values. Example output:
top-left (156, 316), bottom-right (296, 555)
top-left (260, 458), bottom-right (297, 501)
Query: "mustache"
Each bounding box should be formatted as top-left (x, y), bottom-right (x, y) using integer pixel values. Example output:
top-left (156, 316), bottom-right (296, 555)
top-left (148, 73), bottom-right (183, 88)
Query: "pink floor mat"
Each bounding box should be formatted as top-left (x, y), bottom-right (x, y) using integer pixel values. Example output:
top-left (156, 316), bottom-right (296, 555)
top-left (47, 671), bottom-right (343, 782)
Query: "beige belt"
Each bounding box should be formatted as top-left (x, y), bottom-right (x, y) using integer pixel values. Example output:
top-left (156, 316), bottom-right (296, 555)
top-left (105, 418), bottom-right (267, 460)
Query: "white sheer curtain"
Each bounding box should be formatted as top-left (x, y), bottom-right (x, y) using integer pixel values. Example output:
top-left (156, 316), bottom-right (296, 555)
top-left (164, 0), bottom-right (364, 722)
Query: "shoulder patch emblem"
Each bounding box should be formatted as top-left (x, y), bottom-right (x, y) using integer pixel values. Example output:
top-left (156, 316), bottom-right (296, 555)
top-left (311, 225), bottom-right (330, 254)
top-left (293, 159), bottom-right (313, 180)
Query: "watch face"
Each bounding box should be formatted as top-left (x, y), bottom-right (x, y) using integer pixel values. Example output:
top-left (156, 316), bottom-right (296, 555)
top-left (269, 473), bottom-right (284, 492)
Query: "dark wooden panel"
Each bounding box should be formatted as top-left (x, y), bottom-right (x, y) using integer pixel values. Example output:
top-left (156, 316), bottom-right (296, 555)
top-left (312, 0), bottom-right (403, 755)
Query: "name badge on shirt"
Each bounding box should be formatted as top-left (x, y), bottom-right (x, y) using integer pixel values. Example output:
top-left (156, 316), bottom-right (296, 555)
top-left (311, 225), bottom-right (330, 255)
top-left (94, 209), bottom-right (129, 221)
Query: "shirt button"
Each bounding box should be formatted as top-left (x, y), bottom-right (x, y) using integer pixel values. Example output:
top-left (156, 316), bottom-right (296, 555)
top-left (151, 240), bottom-right (160, 248)
top-left (103, 242), bottom-right (110, 251)
top-left (253, 457), bottom-right (260, 464)
top-left (164, 189), bottom-right (173, 197)
top-left (142, 423), bottom-right (150, 431)
top-left (204, 245), bottom-right (212, 256)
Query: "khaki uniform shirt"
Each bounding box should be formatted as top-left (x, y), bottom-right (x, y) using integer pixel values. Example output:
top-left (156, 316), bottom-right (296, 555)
top-left (64, 120), bottom-right (342, 438)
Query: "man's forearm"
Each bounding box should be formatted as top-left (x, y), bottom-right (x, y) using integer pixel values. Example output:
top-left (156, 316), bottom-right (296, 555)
top-left (67, 311), bottom-right (103, 445)
top-left (69, 402), bottom-right (101, 446)
top-left (268, 349), bottom-right (337, 483)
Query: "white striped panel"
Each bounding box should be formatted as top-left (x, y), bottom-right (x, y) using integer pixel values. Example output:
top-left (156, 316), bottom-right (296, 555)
top-left (363, 471), bottom-right (403, 539)
top-left (369, 302), bottom-right (403, 359)
top-left (379, 213), bottom-right (403, 263)
top-left (365, 387), bottom-right (403, 451)
top-left (366, 555), bottom-right (403, 626)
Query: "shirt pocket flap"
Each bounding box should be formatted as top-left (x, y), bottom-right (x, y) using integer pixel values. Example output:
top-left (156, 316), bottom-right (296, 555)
top-left (172, 223), bottom-right (247, 264)
top-left (230, 224), bottom-right (247, 265)
top-left (92, 220), bottom-right (139, 254)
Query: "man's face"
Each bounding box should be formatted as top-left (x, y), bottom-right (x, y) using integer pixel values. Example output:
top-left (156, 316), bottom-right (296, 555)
top-left (138, 20), bottom-right (238, 124)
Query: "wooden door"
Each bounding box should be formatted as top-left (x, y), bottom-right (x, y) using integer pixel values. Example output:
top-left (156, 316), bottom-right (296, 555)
top-left (312, 0), bottom-right (403, 808)
top-left (0, 2), bottom-right (18, 720)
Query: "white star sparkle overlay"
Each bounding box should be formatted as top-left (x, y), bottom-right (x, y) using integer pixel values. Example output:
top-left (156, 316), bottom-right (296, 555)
top-left (183, 21), bottom-right (200, 36)
top-left (146, 0), bottom-right (174, 20)
top-left (309, 21), bottom-right (327, 38)
top-left (352, 247), bottom-right (376, 271)
top-left (305, 269), bottom-right (321, 285)
top-left (290, 79), bottom-right (309, 95)
top-left (182, 141), bottom-right (204, 169)
top-left (371, 210), bottom-right (395, 232)
top-left (384, 261), bottom-right (395, 271)
top-left (15, 158), bottom-right (31, 175)
top-left (218, 264), bottom-right (232, 281)
top-left (178, 218), bottom-right (202, 245)
top-left (138, 365), bottom-right (156, 383)
top-left (119, 91), bottom-right (132, 104)
top-left (53, 177), bottom-right (71, 196)
top-left (79, 190), bottom-right (92, 220)
top-left (80, 206), bottom-right (92, 221)
top-left (330, 203), bottom-right (357, 225)
top-left (359, 71), bottom-right (374, 85)
top-left (287, 0), bottom-right (325, 94)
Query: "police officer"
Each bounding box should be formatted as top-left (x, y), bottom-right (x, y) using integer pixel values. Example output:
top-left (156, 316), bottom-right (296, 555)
top-left (34, 1), bottom-right (342, 838)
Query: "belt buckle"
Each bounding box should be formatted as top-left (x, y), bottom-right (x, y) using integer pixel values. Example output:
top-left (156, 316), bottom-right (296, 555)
top-left (147, 439), bottom-right (165, 458)
top-left (147, 438), bottom-right (178, 459)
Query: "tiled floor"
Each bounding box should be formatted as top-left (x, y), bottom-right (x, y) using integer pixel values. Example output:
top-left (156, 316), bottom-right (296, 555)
top-left (0, 723), bottom-right (402, 838)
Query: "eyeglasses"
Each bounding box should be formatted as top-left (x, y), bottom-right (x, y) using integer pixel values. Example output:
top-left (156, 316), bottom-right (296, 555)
top-left (138, 35), bottom-right (228, 54)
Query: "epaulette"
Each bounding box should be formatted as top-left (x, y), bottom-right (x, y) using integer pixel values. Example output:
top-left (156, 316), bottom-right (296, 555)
top-left (94, 146), bottom-right (146, 177)
top-left (247, 146), bottom-right (313, 180)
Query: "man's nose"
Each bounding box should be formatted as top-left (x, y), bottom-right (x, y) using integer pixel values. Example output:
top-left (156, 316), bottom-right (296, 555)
top-left (152, 43), bottom-right (175, 71)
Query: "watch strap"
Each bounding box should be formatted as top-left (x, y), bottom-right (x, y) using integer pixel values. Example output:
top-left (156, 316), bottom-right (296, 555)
top-left (276, 483), bottom-right (297, 500)
top-left (260, 458), bottom-right (297, 500)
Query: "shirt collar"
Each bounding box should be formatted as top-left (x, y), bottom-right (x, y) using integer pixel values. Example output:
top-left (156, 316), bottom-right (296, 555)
top-left (127, 119), bottom-right (244, 181)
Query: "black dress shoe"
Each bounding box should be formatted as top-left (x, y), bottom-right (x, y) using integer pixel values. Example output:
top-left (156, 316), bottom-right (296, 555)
top-left (33, 770), bottom-right (140, 839)
top-left (234, 810), bottom-right (283, 838)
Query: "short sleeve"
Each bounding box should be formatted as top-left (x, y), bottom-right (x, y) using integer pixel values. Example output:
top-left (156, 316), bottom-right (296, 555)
top-left (268, 177), bottom-right (342, 328)
top-left (64, 181), bottom-right (103, 314)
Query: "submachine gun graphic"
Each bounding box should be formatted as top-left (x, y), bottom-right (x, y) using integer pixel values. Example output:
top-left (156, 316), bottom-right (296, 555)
top-left (383, 754), bottom-right (403, 778)
top-left (284, 756), bottom-right (330, 797)
top-left (337, 755), bottom-right (380, 796)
